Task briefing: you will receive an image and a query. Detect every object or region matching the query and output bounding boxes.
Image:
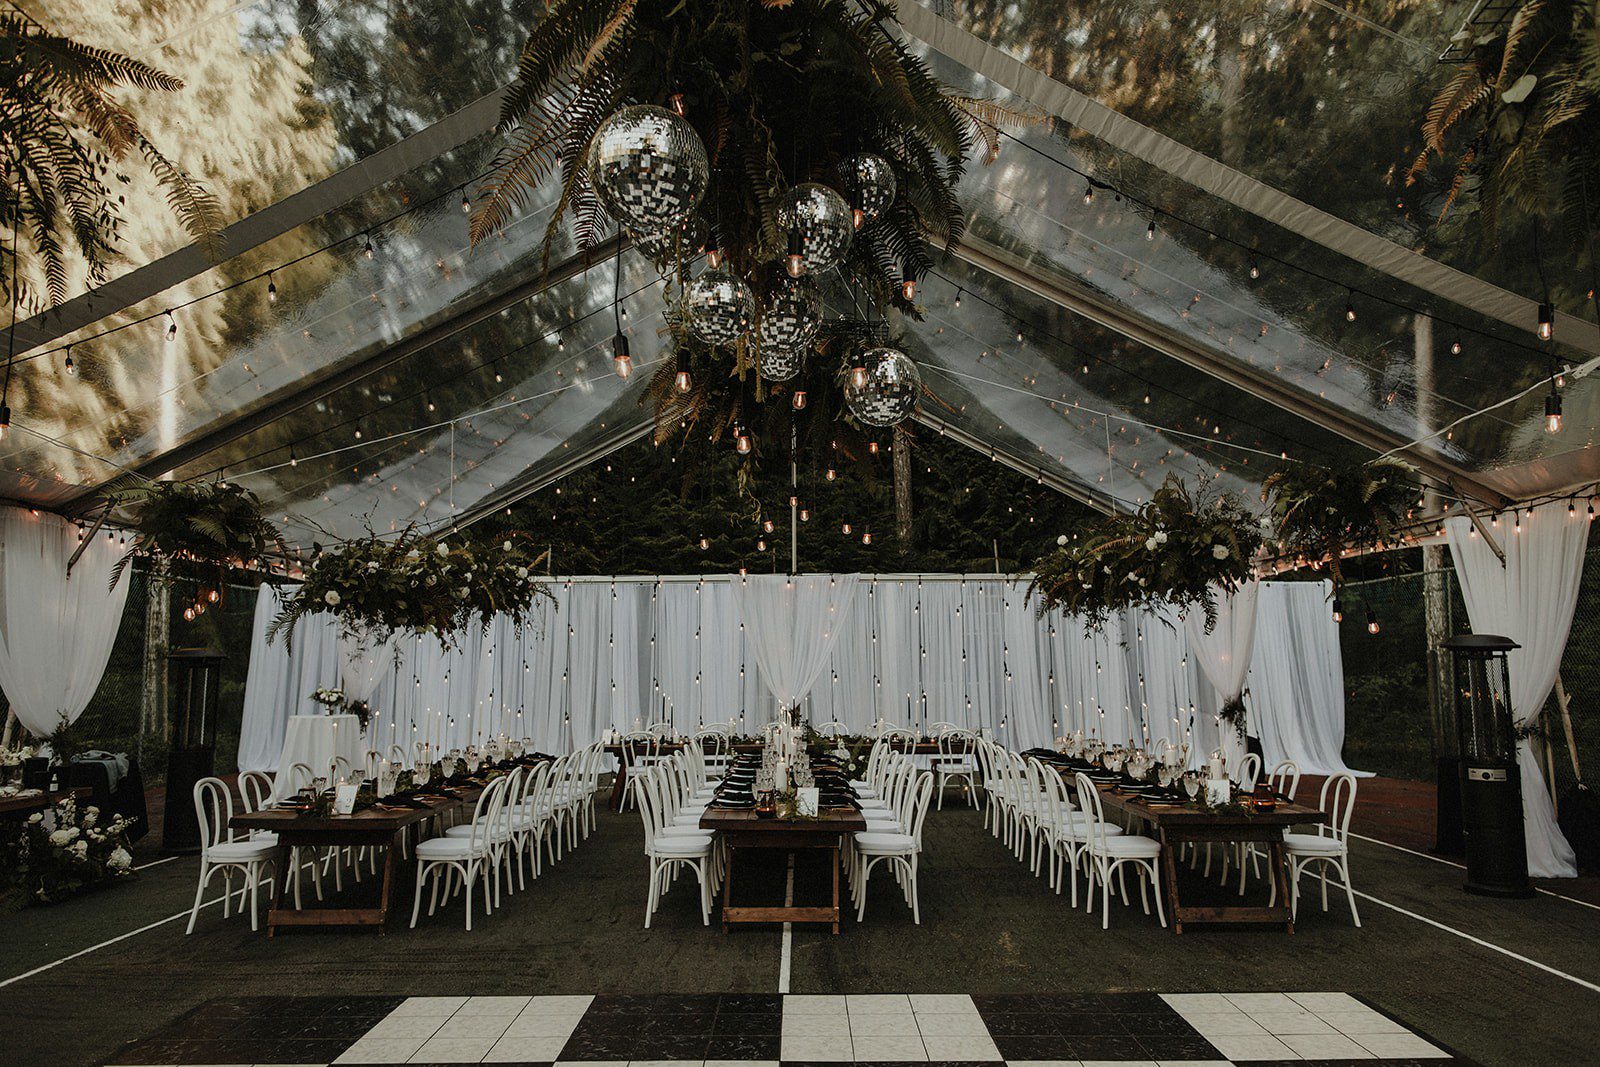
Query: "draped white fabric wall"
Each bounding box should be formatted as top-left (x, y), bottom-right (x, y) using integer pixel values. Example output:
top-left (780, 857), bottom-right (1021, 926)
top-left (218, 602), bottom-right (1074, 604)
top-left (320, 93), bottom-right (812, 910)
top-left (238, 575), bottom-right (1346, 776)
top-left (1445, 504), bottom-right (1582, 879)
top-left (0, 508), bottom-right (132, 737)
top-left (1186, 582), bottom-right (1260, 771)
top-left (733, 574), bottom-right (858, 710)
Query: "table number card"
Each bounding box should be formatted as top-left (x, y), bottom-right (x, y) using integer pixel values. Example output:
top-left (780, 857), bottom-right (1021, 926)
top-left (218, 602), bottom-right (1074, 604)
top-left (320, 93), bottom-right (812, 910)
top-left (797, 787), bottom-right (820, 817)
top-left (334, 783), bottom-right (359, 815)
top-left (1205, 778), bottom-right (1231, 806)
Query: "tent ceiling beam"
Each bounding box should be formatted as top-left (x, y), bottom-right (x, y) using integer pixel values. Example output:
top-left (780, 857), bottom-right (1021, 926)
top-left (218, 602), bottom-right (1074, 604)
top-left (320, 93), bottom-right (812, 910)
top-left (953, 235), bottom-right (1511, 509)
top-left (5, 90), bottom-right (508, 358)
top-left (895, 1), bottom-right (1600, 357)
top-left (57, 234), bottom-right (630, 516)
top-left (912, 409), bottom-right (1121, 517)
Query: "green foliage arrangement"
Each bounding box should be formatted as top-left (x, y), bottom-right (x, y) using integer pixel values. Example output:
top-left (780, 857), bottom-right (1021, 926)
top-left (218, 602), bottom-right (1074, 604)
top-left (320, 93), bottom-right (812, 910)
top-left (0, 793), bottom-right (135, 909)
top-left (106, 479), bottom-right (283, 590)
top-left (1027, 475), bottom-right (1264, 634)
top-left (1261, 457), bottom-right (1418, 586)
top-left (1408, 0), bottom-right (1599, 240)
top-left (270, 529), bottom-right (554, 650)
top-left (0, 14), bottom-right (222, 308)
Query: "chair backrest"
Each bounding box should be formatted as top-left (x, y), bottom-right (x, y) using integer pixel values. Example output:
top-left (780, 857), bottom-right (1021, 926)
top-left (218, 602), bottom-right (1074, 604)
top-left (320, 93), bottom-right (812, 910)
top-left (814, 721), bottom-right (847, 738)
top-left (387, 744), bottom-right (408, 767)
top-left (1237, 752), bottom-right (1262, 791)
top-left (880, 726), bottom-right (917, 751)
top-left (929, 720), bottom-right (960, 737)
top-left (288, 762), bottom-right (316, 791)
top-left (694, 728), bottom-right (730, 754)
top-left (1318, 772), bottom-right (1358, 843)
top-left (647, 721), bottom-right (675, 739)
top-left (623, 730), bottom-right (658, 762)
top-left (938, 729), bottom-right (977, 761)
top-left (1072, 771), bottom-right (1115, 850)
top-left (636, 765), bottom-right (673, 848)
top-left (1269, 759), bottom-right (1301, 801)
top-left (332, 755), bottom-right (354, 782)
top-left (904, 772), bottom-right (935, 844)
top-left (192, 777), bottom-right (235, 854)
top-left (467, 774), bottom-right (512, 854)
top-left (238, 770), bottom-right (273, 814)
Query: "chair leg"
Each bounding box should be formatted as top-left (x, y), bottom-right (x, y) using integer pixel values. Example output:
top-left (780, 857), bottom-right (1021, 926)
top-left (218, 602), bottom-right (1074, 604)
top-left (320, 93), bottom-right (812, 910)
top-left (1340, 860), bottom-right (1362, 927)
top-left (1149, 862), bottom-right (1167, 928)
top-left (186, 863), bottom-right (211, 934)
top-left (248, 864), bottom-right (261, 932)
top-left (909, 854), bottom-right (921, 925)
top-left (411, 864), bottom-right (429, 928)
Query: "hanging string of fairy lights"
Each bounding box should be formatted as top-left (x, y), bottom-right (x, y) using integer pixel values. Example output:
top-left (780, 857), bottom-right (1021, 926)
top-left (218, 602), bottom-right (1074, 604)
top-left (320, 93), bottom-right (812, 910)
top-left (995, 128), bottom-right (1584, 362)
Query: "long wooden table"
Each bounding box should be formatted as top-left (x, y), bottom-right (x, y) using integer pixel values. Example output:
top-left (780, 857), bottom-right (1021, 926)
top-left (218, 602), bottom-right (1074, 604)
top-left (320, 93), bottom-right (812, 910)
top-left (0, 786), bottom-right (89, 820)
top-left (699, 806), bottom-right (867, 934)
top-left (1062, 770), bottom-right (1325, 934)
top-left (231, 787), bottom-right (480, 936)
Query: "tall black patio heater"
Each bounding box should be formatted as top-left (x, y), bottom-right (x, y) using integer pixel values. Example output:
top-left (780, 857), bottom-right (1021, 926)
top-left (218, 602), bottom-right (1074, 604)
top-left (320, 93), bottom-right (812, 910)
top-left (161, 647), bottom-right (225, 854)
top-left (1443, 635), bottom-right (1532, 898)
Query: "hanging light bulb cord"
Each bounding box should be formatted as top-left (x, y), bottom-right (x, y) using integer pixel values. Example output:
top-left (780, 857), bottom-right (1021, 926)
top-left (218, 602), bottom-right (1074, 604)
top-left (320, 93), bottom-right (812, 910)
top-left (3, 154), bottom-right (22, 414)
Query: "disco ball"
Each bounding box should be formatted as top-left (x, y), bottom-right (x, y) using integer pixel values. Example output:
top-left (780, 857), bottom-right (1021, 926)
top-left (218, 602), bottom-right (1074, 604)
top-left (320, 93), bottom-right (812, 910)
top-left (685, 267), bottom-right (756, 346)
top-left (838, 153), bottom-right (897, 226)
top-left (586, 105), bottom-right (709, 234)
top-left (757, 278), bottom-right (821, 356)
top-left (629, 213), bottom-right (705, 267)
top-left (775, 183), bottom-right (852, 276)
top-left (758, 345), bottom-right (804, 382)
top-left (844, 346), bottom-right (921, 427)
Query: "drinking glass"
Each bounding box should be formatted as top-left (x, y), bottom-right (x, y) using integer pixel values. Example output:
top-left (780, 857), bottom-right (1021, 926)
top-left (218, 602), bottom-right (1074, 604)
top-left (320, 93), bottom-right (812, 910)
top-left (1182, 772), bottom-right (1201, 800)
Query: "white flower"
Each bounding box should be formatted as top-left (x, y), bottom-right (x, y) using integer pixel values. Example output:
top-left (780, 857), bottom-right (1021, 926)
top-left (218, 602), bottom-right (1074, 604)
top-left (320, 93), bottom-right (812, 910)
top-left (27, 812), bottom-right (42, 824)
top-left (108, 847), bottom-right (132, 870)
top-left (502, 541), bottom-right (513, 552)
top-left (1212, 544), bottom-right (1229, 560)
top-left (405, 549), bottom-right (420, 562)
top-left (458, 586), bottom-right (470, 598)
top-left (1154, 530), bottom-right (1168, 544)
top-left (1144, 536), bottom-right (1159, 552)
top-left (47, 828), bottom-right (74, 847)
top-left (424, 575), bottom-right (436, 587)
top-left (437, 543), bottom-right (449, 556)
top-left (1056, 534), bottom-right (1068, 546)
top-left (324, 590), bottom-right (342, 607)
top-left (82, 808), bottom-right (97, 827)
top-left (367, 561), bottom-right (380, 571)
top-left (70, 840), bottom-right (88, 856)
top-left (516, 567), bottom-right (529, 579)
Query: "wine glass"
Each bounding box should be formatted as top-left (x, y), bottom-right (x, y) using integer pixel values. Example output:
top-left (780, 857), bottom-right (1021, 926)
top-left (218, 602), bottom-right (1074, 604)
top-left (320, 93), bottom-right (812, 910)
top-left (1182, 772), bottom-right (1201, 800)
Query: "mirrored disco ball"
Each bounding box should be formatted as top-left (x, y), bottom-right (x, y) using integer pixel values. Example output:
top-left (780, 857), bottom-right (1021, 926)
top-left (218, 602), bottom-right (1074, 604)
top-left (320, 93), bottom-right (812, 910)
top-left (629, 213), bottom-right (705, 267)
top-left (685, 267), bottom-right (756, 346)
top-left (844, 346), bottom-right (921, 427)
top-left (838, 153), bottom-right (897, 225)
top-left (757, 278), bottom-right (821, 355)
top-left (758, 345), bottom-right (803, 382)
top-left (586, 105), bottom-right (709, 234)
top-left (775, 183), bottom-right (852, 275)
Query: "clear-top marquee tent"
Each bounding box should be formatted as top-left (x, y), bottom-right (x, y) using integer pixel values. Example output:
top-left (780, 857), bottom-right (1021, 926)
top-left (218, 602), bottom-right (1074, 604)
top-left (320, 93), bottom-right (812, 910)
top-left (5, 0), bottom-right (1598, 550)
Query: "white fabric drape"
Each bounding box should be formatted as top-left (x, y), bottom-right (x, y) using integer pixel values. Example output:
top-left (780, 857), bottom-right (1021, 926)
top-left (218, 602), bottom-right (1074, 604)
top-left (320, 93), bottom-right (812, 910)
top-left (337, 632), bottom-right (397, 706)
top-left (1446, 505), bottom-right (1582, 879)
top-left (0, 508), bottom-right (131, 737)
top-left (1185, 581), bottom-right (1260, 772)
top-left (733, 574), bottom-right (858, 711)
top-left (238, 574), bottom-right (1346, 776)
top-left (1247, 581), bottom-right (1368, 777)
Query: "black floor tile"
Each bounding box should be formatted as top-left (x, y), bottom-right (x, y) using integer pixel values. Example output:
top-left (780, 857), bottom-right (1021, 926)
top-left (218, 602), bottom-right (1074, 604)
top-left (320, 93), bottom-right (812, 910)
top-left (1051, 1011), bottom-right (1124, 1035)
top-left (714, 1011), bottom-right (784, 1035)
top-left (990, 1034), bottom-right (1062, 1059)
top-left (1118, 1010), bottom-right (1203, 1036)
top-left (1135, 1033), bottom-right (1224, 1060)
top-left (719, 993), bottom-right (784, 1013)
top-left (1059, 1034), bottom-right (1146, 1060)
top-left (705, 1033), bottom-right (781, 1059)
top-left (978, 1011), bottom-right (1060, 1036)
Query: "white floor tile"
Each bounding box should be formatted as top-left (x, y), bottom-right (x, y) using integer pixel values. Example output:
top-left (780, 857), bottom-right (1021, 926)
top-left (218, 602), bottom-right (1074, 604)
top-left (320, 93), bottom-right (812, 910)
top-left (528, 994), bottom-right (596, 1014)
top-left (1223, 992), bottom-right (1300, 1013)
top-left (334, 1037), bottom-right (427, 1064)
top-left (913, 1013), bottom-right (991, 1037)
top-left (909, 994), bottom-right (978, 1015)
top-left (503, 1013), bottom-right (586, 1038)
top-left (1280, 1033), bottom-right (1376, 1059)
top-left (1286, 992), bottom-right (1362, 1014)
top-left (1182, 1013), bottom-right (1269, 1038)
top-left (1204, 1032), bottom-right (1301, 1061)
top-left (1079, 1061), bottom-right (1156, 1067)
top-left (410, 1035), bottom-right (497, 1062)
top-left (1319, 1010), bottom-right (1409, 1035)
top-left (705, 1061), bottom-right (777, 1067)
top-left (631, 1060), bottom-right (703, 1067)
top-left (780, 1034), bottom-right (855, 1061)
top-left (847, 993), bottom-right (913, 1015)
top-left (555, 1061), bottom-right (627, 1067)
top-left (1249, 1011), bottom-right (1338, 1036)
top-left (390, 996), bottom-right (470, 1017)
top-left (483, 1036), bottom-right (571, 1062)
top-left (783, 1014), bottom-right (846, 1037)
top-left (919, 1034), bottom-right (1003, 1061)
top-left (362, 1016), bottom-right (449, 1041)
top-left (459, 996), bottom-right (532, 1015)
top-left (849, 1013), bottom-right (921, 1037)
top-left (1354, 1032), bottom-right (1450, 1058)
top-left (1003, 1061), bottom-right (1082, 1067)
top-left (1154, 1061), bottom-right (1231, 1067)
top-left (1159, 993), bottom-right (1235, 1015)
top-left (850, 1034), bottom-right (928, 1061)
top-left (433, 1015), bottom-right (513, 1041)
top-left (785, 994), bottom-right (848, 1015)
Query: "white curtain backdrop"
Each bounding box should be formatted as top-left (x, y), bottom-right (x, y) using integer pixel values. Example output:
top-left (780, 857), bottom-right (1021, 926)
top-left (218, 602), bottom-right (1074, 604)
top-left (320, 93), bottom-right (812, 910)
top-left (1247, 581), bottom-right (1368, 776)
top-left (1185, 581), bottom-right (1260, 772)
top-left (1446, 504), bottom-right (1582, 879)
top-left (337, 631), bottom-right (398, 705)
top-left (0, 508), bottom-right (131, 737)
top-left (734, 574), bottom-right (858, 711)
top-left (239, 575), bottom-right (1346, 777)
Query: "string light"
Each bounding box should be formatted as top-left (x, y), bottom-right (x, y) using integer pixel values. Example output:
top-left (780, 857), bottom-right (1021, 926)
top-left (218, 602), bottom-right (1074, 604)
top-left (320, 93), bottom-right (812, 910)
top-left (952, 289), bottom-right (962, 309)
top-left (63, 347), bottom-right (75, 377)
top-left (735, 426), bottom-right (752, 454)
top-left (1248, 260), bottom-right (1260, 281)
top-left (1450, 336), bottom-right (1462, 356)
top-left (1366, 607), bottom-right (1380, 635)
top-left (363, 233), bottom-right (375, 259)
top-left (1545, 385), bottom-right (1563, 434)
top-left (1537, 302), bottom-right (1554, 342)
top-left (785, 226), bottom-right (805, 278)
top-left (612, 332), bottom-right (632, 379)
top-left (791, 389), bottom-right (807, 410)
top-left (1331, 597), bottom-right (1343, 623)
top-left (1082, 184), bottom-right (1094, 205)
top-left (1344, 295), bottom-right (1357, 322)
top-left (165, 310), bottom-right (177, 342)
top-left (1145, 218), bottom-right (1156, 241)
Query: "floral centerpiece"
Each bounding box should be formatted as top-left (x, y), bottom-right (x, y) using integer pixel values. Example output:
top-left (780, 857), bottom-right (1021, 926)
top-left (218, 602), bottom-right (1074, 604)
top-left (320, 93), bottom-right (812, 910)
top-left (1, 793), bottom-right (135, 909)
top-left (309, 687), bottom-right (373, 730)
top-left (269, 528), bottom-right (552, 650)
top-left (1028, 475), bottom-right (1264, 634)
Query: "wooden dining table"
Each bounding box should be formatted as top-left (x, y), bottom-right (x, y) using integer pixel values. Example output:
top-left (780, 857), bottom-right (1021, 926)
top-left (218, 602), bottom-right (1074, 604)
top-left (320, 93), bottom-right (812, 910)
top-left (231, 786), bottom-right (482, 937)
top-left (699, 805), bottom-right (867, 934)
top-left (1061, 770), bottom-right (1326, 934)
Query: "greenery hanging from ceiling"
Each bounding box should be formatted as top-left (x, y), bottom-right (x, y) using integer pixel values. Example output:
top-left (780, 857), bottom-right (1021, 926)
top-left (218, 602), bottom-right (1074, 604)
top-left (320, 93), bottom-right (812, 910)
top-left (268, 528), bottom-right (554, 651)
top-left (1027, 475), bottom-right (1265, 634)
top-left (106, 479), bottom-right (282, 600)
top-left (1408, 0), bottom-right (1599, 244)
top-left (0, 14), bottom-right (222, 308)
top-left (1261, 457), bottom-right (1419, 586)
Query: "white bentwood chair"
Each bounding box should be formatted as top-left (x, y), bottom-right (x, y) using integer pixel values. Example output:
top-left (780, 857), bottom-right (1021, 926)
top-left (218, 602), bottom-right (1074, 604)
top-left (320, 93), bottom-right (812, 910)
top-left (933, 729), bottom-right (980, 809)
top-left (187, 777), bottom-right (280, 933)
top-left (1074, 771), bottom-right (1166, 930)
top-left (1274, 772), bottom-right (1361, 926)
top-left (411, 772), bottom-right (512, 931)
top-left (637, 765), bottom-right (717, 927)
top-left (853, 770), bottom-right (935, 923)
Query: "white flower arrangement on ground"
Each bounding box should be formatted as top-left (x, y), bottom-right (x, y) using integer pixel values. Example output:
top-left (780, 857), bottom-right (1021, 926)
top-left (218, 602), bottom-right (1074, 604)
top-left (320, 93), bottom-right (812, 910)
top-left (1, 793), bottom-right (137, 908)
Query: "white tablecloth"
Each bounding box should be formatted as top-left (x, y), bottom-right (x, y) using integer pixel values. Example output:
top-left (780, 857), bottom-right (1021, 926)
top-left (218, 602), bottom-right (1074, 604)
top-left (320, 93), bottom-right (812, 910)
top-left (272, 714), bottom-right (365, 800)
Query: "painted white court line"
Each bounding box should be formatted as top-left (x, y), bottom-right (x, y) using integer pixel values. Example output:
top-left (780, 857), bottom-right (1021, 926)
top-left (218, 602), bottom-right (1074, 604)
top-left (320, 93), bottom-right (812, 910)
top-left (133, 855), bottom-right (178, 872)
top-left (778, 852), bottom-right (795, 994)
top-left (1354, 888), bottom-right (1600, 994)
top-left (1351, 831), bottom-right (1600, 913)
